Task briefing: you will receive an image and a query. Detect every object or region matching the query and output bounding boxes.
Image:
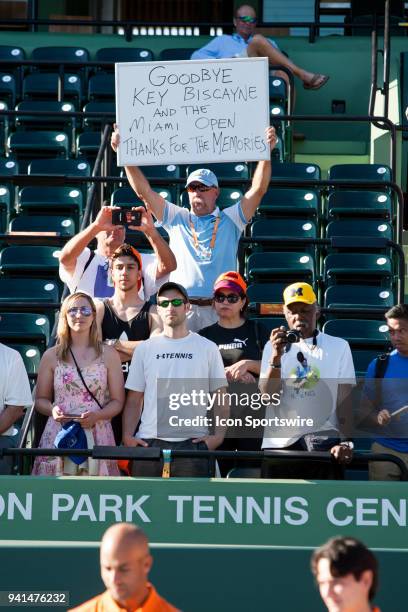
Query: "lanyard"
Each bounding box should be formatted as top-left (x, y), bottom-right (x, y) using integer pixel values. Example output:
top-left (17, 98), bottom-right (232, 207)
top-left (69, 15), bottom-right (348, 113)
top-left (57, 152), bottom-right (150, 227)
top-left (189, 215), bottom-right (220, 256)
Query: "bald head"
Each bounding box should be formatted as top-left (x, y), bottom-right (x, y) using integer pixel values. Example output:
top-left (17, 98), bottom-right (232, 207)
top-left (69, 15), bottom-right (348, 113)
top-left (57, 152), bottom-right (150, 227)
top-left (100, 523), bottom-right (152, 607)
top-left (235, 4), bottom-right (256, 19)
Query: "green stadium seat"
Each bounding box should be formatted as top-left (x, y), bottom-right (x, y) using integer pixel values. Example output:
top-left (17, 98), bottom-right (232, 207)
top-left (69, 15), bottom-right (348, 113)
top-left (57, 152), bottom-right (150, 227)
top-left (88, 73), bottom-right (115, 101)
top-left (7, 131), bottom-right (69, 172)
top-left (351, 349), bottom-right (381, 377)
top-left (0, 46), bottom-right (25, 97)
top-left (76, 131), bottom-right (101, 161)
top-left (247, 282), bottom-right (287, 306)
top-left (0, 73), bottom-right (16, 107)
top-left (270, 104), bottom-right (285, 138)
top-left (15, 101), bottom-right (76, 136)
top-left (0, 185), bottom-right (11, 232)
top-left (22, 73), bottom-right (82, 104)
top-left (328, 163), bottom-right (391, 182)
top-left (271, 162), bottom-right (321, 181)
top-left (31, 45), bottom-right (90, 66)
top-left (18, 186), bottom-right (83, 228)
top-left (95, 47), bottom-right (153, 65)
top-left (323, 253), bottom-right (393, 286)
top-left (8, 343), bottom-right (42, 381)
top-left (142, 164), bottom-right (181, 180)
top-left (246, 251), bottom-right (315, 284)
top-left (0, 245), bottom-right (61, 277)
top-left (325, 219), bottom-right (393, 241)
top-left (111, 185), bottom-right (176, 207)
top-left (322, 319), bottom-right (389, 348)
top-left (159, 48), bottom-right (197, 61)
top-left (251, 218), bottom-right (317, 240)
top-left (0, 278), bottom-right (60, 309)
top-left (186, 162), bottom-right (249, 182)
top-left (268, 76), bottom-right (287, 105)
top-left (181, 187), bottom-right (243, 210)
top-left (0, 157), bottom-right (18, 177)
top-left (324, 285), bottom-right (394, 310)
top-left (326, 191), bottom-right (392, 220)
top-left (0, 312), bottom-right (50, 348)
top-left (28, 158), bottom-right (90, 177)
top-left (9, 214), bottom-right (75, 238)
top-left (257, 188), bottom-right (319, 218)
top-left (82, 101), bottom-right (115, 130)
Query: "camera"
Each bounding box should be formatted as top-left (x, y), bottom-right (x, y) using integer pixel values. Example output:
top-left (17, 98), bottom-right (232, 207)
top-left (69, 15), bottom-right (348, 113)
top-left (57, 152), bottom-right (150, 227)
top-left (111, 209), bottom-right (142, 227)
top-left (286, 329), bottom-right (301, 344)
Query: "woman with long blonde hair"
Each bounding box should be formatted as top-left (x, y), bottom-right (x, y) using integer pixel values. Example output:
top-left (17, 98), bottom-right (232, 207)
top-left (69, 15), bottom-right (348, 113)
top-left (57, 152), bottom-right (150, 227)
top-left (32, 291), bottom-right (124, 476)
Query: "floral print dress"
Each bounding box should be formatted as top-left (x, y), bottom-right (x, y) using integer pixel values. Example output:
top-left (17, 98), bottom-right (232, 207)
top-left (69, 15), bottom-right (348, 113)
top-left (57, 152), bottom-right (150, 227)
top-left (32, 356), bottom-right (119, 476)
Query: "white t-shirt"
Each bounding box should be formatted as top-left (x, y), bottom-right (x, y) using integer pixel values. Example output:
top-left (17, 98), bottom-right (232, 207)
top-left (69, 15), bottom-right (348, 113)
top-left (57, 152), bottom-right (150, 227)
top-left (126, 332), bottom-right (227, 440)
top-left (260, 332), bottom-right (355, 448)
top-left (0, 344), bottom-right (32, 436)
top-left (59, 248), bottom-right (161, 299)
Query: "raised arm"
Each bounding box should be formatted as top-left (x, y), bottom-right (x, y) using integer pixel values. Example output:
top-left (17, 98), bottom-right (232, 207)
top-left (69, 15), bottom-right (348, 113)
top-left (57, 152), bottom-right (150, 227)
top-left (111, 126), bottom-right (166, 222)
top-left (240, 126), bottom-right (277, 222)
top-left (130, 206), bottom-right (176, 278)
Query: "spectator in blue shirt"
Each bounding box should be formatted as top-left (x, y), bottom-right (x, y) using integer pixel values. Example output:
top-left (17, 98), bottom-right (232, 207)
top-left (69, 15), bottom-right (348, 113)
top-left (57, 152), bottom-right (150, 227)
top-left (192, 4), bottom-right (329, 93)
top-left (364, 304), bottom-right (408, 480)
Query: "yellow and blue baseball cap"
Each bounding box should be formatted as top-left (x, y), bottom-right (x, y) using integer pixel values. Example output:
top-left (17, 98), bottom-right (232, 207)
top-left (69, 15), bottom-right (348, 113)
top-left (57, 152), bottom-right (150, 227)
top-left (283, 282), bottom-right (317, 306)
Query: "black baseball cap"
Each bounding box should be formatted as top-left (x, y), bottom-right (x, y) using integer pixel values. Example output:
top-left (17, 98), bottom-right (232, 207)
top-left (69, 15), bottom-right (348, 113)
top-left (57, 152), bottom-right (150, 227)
top-left (157, 282), bottom-right (189, 302)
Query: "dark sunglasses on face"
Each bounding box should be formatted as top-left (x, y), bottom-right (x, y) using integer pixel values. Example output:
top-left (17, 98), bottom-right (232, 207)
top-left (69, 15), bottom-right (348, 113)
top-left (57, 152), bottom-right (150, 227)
top-left (158, 298), bottom-right (186, 308)
top-left (67, 306), bottom-right (93, 317)
top-left (186, 184), bottom-right (213, 193)
top-left (237, 15), bottom-right (257, 24)
top-left (214, 293), bottom-right (241, 304)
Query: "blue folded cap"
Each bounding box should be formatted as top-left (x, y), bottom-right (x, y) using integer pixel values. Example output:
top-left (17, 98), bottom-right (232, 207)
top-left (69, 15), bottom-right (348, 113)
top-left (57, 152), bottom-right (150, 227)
top-left (54, 420), bottom-right (88, 465)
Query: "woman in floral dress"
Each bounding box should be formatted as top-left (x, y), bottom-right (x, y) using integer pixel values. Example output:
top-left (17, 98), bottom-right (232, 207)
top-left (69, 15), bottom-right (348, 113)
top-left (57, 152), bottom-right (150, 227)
top-left (32, 291), bottom-right (124, 476)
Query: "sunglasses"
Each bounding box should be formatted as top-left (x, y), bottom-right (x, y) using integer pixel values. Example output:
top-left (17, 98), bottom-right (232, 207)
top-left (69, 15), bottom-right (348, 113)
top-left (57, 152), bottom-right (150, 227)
top-left (187, 184), bottom-right (213, 193)
top-left (157, 298), bottom-right (186, 308)
top-left (67, 306), bottom-right (93, 317)
top-left (214, 293), bottom-right (241, 304)
top-left (237, 15), bottom-right (257, 24)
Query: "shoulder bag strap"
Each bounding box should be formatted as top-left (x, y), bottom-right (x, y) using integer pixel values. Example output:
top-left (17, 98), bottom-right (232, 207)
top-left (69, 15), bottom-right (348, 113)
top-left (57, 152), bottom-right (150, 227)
top-left (69, 347), bottom-right (104, 410)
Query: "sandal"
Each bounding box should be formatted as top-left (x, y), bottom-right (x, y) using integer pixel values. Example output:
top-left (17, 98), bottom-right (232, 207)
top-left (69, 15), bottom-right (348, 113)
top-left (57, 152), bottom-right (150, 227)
top-left (303, 74), bottom-right (329, 90)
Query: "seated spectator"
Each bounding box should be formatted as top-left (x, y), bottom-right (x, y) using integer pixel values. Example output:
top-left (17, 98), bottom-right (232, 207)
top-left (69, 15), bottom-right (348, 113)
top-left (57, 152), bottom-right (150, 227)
top-left (111, 126), bottom-right (277, 331)
top-left (259, 282), bottom-right (355, 479)
top-left (59, 204), bottom-right (176, 299)
top-left (32, 292), bottom-right (124, 476)
top-left (123, 282), bottom-right (228, 477)
top-left (191, 4), bottom-right (329, 93)
top-left (199, 271), bottom-right (269, 475)
top-left (362, 304), bottom-right (408, 481)
top-left (0, 339), bottom-right (32, 474)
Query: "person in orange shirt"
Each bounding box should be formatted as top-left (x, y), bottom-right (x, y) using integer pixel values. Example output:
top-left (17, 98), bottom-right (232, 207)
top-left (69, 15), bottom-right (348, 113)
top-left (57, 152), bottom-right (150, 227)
top-left (69, 523), bottom-right (180, 612)
top-left (311, 536), bottom-right (381, 612)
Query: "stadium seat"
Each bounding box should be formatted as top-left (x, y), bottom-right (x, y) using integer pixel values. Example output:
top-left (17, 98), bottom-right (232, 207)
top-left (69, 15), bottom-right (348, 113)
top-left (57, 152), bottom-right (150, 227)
top-left (0, 73), bottom-right (16, 107)
top-left (31, 45), bottom-right (90, 66)
top-left (88, 73), bottom-right (115, 101)
top-left (7, 131), bottom-right (69, 172)
top-left (8, 343), bottom-right (42, 381)
top-left (251, 218), bottom-right (317, 240)
top-left (181, 187), bottom-right (243, 210)
top-left (76, 131), bottom-right (101, 161)
top-left (22, 73), bottom-right (82, 104)
top-left (82, 101), bottom-right (115, 130)
top-left (326, 191), bottom-right (392, 220)
top-left (9, 214), bottom-right (75, 238)
top-left (28, 158), bottom-right (90, 177)
top-left (322, 319), bottom-right (389, 348)
top-left (271, 162), bottom-right (321, 181)
top-left (0, 185), bottom-right (11, 232)
top-left (268, 76), bottom-right (287, 105)
top-left (0, 278), bottom-right (60, 314)
top-left (111, 186), bottom-right (175, 207)
top-left (324, 285), bottom-right (395, 310)
top-left (247, 283), bottom-right (287, 310)
top-left (0, 245), bottom-right (61, 278)
top-left (323, 253), bottom-right (393, 286)
top-left (257, 188), bottom-right (319, 218)
top-left (95, 47), bottom-right (153, 65)
top-left (0, 157), bottom-right (18, 177)
top-left (159, 48), bottom-right (197, 61)
top-left (15, 101), bottom-right (76, 137)
top-left (0, 312), bottom-right (50, 349)
top-left (186, 162), bottom-right (249, 182)
top-left (246, 251), bottom-right (315, 284)
top-left (18, 186), bottom-right (83, 229)
top-left (270, 104), bottom-right (286, 138)
top-left (325, 219), bottom-right (393, 241)
top-left (351, 348), bottom-right (381, 377)
top-left (328, 163), bottom-right (392, 183)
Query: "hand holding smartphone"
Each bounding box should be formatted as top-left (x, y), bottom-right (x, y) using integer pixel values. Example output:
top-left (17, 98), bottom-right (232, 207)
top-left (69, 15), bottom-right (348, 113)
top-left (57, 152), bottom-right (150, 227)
top-left (111, 209), bottom-right (142, 227)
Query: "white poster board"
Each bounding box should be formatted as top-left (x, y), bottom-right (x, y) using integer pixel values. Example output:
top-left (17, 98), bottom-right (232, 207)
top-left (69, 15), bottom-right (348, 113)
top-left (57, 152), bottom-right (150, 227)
top-left (115, 57), bottom-right (270, 166)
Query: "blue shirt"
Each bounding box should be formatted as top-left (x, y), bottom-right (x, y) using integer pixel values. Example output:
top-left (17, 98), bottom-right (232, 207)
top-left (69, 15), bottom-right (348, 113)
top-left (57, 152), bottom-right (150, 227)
top-left (191, 33), bottom-right (279, 61)
top-left (159, 201), bottom-right (247, 297)
top-left (365, 350), bottom-right (408, 452)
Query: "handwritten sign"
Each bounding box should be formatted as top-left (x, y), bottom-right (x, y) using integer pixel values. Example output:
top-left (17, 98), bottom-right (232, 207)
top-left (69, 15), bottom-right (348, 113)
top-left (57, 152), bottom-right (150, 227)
top-left (115, 57), bottom-right (270, 166)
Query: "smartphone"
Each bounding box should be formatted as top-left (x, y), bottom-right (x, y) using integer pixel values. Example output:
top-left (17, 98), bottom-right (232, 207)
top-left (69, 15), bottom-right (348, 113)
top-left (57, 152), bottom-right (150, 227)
top-left (111, 209), bottom-right (142, 226)
top-left (63, 413), bottom-right (83, 418)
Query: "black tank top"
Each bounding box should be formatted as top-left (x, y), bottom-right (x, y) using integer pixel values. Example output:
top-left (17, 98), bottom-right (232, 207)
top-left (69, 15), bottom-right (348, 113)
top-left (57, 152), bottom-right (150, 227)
top-left (101, 299), bottom-right (151, 343)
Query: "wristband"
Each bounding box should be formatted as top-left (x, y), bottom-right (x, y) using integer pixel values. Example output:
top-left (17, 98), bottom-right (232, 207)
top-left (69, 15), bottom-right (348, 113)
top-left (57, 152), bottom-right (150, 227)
top-left (268, 361), bottom-right (281, 368)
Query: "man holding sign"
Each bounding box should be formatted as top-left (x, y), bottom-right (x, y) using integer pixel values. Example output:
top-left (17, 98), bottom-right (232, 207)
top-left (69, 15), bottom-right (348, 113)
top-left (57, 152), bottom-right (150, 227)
top-left (111, 126), bottom-right (276, 331)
